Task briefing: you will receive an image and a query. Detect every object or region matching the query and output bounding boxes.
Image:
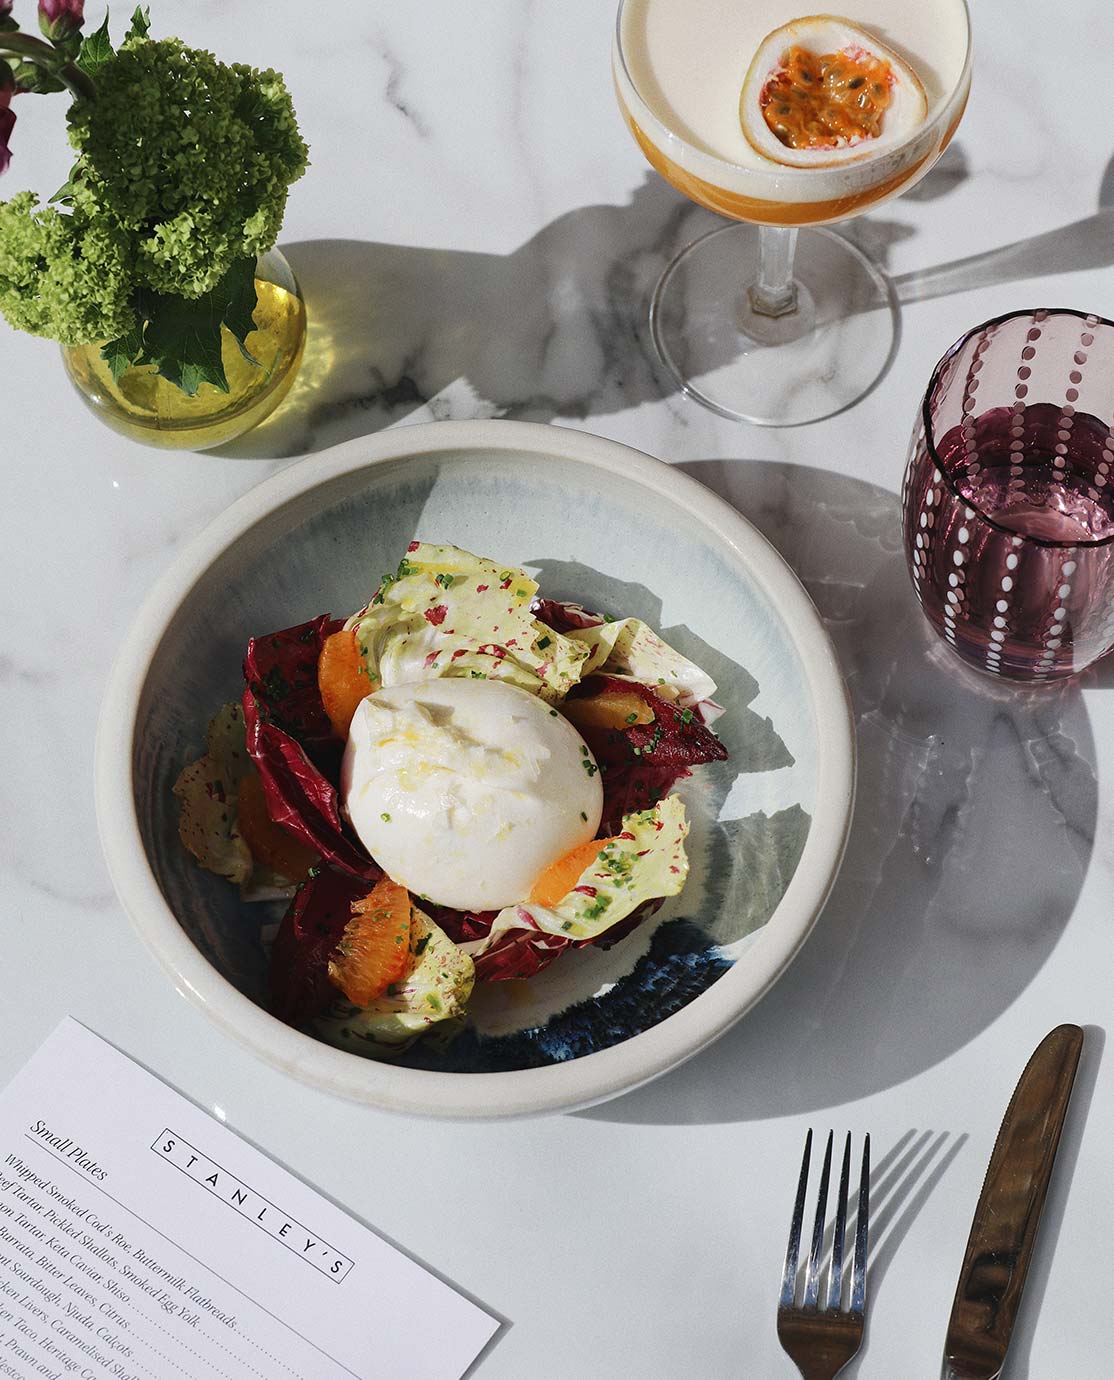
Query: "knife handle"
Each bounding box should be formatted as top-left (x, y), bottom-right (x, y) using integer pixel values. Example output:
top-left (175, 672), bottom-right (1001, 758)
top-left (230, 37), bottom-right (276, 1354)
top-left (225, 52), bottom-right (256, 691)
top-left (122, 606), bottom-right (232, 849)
top-left (942, 1024), bottom-right (1084, 1379)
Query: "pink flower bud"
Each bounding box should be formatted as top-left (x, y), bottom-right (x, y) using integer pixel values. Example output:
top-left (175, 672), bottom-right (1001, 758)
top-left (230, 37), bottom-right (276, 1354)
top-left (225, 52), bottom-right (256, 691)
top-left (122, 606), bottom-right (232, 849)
top-left (0, 105), bottom-right (14, 177)
top-left (38, 0), bottom-right (85, 42)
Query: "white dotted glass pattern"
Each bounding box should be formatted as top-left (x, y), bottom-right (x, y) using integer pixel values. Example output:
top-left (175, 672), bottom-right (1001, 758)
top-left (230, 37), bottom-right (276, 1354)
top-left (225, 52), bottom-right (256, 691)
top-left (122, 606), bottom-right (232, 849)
top-left (902, 309), bottom-right (1114, 680)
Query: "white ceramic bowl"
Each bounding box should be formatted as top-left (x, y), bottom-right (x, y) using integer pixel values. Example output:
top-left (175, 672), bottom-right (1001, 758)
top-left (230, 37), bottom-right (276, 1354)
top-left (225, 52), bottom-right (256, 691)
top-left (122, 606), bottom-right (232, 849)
top-left (96, 420), bottom-right (854, 1118)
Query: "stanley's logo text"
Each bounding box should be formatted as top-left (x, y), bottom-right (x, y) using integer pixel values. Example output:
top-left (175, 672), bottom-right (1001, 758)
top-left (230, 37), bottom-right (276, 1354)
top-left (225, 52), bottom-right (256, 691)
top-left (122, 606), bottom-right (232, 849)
top-left (152, 1131), bottom-right (354, 1282)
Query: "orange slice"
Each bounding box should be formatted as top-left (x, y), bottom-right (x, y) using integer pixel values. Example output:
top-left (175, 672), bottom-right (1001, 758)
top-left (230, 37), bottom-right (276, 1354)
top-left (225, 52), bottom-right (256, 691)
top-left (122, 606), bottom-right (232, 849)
top-left (318, 628), bottom-right (374, 738)
top-left (529, 837), bottom-right (619, 908)
top-left (236, 769), bottom-right (318, 882)
top-left (562, 686), bottom-right (655, 733)
top-left (328, 876), bottom-right (412, 1007)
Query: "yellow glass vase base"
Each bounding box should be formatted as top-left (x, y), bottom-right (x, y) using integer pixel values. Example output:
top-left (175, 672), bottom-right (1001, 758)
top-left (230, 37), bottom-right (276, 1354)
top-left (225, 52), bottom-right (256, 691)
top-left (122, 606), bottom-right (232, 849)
top-left (62, 254), bottom-right (306, 453)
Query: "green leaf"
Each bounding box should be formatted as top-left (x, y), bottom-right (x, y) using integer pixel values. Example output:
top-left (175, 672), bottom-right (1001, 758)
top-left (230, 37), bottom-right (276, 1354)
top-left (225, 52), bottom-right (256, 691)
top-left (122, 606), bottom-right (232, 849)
top-left (49, 162), bottom-right (81, 205)
top-left (100, 326), bottom-right (144, 385)
top-left (12, 60), bottom-right (65, 94)
top-left (215, 256), bottom-right (260, 365)
top-left (138, 290), bottom-right (229, 397)
top-left (53, 29), bottom-right (84, 62)
top-left (76, 12), bottom-right (114, 76)
top-left (125, 5), bottom-right (151, 41)
top-left (124, 260), bottom-right (262, 398)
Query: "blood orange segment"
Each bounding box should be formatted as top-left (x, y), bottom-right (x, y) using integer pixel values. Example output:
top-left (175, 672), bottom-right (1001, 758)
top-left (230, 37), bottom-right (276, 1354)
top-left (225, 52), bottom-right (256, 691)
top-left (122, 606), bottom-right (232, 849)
top-left (318, 628), bottom-right (375, 738)
top-left (236, 768), bottom-right (318, 882)
top-left (562, 685), bottom-right (655, 733)
top-left (529, 837), bottom-right (619, 908)
top-left (328, 877), bottom-right (412, 1007)
top-left (268, 868), bottom-right (371, 1024)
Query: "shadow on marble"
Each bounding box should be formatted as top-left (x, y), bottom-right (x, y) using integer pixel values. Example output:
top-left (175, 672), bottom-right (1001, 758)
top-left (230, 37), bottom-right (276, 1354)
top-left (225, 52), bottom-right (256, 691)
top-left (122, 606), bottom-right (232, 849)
top-left (867, 1128), bottom-right (967, 1299)
top-left (996, 1023), bottom-right (1104, 1380)
top-left (792, 1126), bottom-right (969, 1380)
top-left (217, 142), bottom-right (1114, 461)
top-left (889, 148), bottom-right (1114, 309)
top-left (822, 1128), bottom-right (968, 1375)
top-left (903, 143), bottom-right (972, 204)
top-left (892, 209), bottom-right (1114, 308)
top-left (217, 174), bottom-right (707, 459)
top-left (582, 461), bottom-right (1096, 1124)
top-left (839, 143), bottom-right (971, 271)
top-left (215, 153), bottom-right (976, 461)
top-left (1086, 651), bottom-right (1114, 688)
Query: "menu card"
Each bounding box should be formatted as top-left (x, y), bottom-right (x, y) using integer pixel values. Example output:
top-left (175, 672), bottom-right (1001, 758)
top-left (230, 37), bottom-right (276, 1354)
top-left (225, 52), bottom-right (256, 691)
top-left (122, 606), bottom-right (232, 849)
top-left (0, 1020), bottom-right (498, 1380)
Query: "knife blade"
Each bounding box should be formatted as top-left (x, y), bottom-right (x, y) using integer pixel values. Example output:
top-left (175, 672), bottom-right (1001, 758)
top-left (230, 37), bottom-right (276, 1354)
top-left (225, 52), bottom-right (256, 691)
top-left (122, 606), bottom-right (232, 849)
top-left (941, 1023), bottom-right (1084, 1380)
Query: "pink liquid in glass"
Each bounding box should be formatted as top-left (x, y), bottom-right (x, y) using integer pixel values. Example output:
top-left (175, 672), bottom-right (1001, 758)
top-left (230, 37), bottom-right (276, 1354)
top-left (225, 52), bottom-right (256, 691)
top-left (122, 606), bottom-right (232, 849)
top-left (904, 401), bottom-right (1114, 680)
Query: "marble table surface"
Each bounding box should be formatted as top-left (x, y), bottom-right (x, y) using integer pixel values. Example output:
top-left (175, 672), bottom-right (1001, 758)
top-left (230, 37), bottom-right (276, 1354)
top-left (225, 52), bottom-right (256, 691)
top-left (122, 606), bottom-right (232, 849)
top-left (3, 1), bottom-right (1112, 1375)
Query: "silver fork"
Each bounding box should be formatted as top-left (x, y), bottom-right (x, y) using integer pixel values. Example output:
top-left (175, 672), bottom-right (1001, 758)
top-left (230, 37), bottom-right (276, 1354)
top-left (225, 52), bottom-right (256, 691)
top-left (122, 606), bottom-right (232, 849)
top-left (776, 1130), bottom-right (870, 1380)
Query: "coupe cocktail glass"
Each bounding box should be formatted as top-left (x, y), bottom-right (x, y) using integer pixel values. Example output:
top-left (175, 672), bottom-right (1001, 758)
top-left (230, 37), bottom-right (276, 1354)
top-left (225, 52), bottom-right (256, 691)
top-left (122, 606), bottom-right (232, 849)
top-left (903, 309), bottom-right (1114, 682)
top-left (613, 0), bottom-right (971, 425)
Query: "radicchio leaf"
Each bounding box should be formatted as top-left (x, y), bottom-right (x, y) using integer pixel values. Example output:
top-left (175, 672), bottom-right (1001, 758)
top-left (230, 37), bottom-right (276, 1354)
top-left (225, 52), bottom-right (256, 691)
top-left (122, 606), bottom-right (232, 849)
top-left (530, 597), bottom-right (604, 633)
top-left (470, 897), bottom-right (664, 981)
top-left (242, 692), bottom-right (380, 880)
top-left (242, 614), bottom-right (341, 756)
top-left (599, 762), bottom-right (688, 834)
top-left (570, 674), bottom-right (729, 769)
top-left (565, 675), bottom-right (727, 831)
top-left (423, 903), bottom-right (498, 946)
top-left (268, 868), bottom-right (370, 1024)
top-left (472, 927), bottom-right (574, 983)
top-left (240, 614), bottom-right (378, 879)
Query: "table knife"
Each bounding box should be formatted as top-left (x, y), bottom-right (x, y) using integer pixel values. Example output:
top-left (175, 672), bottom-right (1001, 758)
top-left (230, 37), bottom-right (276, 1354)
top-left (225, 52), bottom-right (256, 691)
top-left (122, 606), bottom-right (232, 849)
top-left (940, 1023), bottom-right (1084, 1380)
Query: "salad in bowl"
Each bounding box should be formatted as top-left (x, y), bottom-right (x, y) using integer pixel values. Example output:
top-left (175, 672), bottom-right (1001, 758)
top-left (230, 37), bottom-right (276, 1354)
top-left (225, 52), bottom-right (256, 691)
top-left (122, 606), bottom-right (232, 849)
top-left (176, 541), bottom-right (729, 1062)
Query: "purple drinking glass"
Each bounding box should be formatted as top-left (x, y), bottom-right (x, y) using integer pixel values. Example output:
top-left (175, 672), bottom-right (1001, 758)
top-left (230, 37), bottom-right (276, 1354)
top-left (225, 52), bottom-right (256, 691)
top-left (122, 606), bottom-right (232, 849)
top-left (902, 308), bottom-right (1114, 681)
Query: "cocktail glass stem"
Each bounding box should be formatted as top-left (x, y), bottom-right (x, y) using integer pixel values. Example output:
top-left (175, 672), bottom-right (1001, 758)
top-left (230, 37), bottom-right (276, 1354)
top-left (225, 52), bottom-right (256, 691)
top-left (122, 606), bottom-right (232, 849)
top-left (749, 225), bottom-right (799, 318)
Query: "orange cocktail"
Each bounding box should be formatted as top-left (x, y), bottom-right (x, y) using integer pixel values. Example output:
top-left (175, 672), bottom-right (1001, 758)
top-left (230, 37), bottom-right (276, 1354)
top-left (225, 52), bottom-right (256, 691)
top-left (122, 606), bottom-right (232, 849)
top-left (612, 0), bottom-right (972, 425)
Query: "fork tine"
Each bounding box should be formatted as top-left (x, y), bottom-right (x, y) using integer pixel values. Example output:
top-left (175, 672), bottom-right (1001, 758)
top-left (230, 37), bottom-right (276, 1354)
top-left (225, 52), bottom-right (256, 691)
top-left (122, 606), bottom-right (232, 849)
top-left (850, 1133), bottom-right (870, 1313)
top-left (826, 1132), bottom-right (852, 1310)
top-left (780, 1129), bottom-right (813, 1307)
top-left (803, 1131), bottom-right (834, 1307)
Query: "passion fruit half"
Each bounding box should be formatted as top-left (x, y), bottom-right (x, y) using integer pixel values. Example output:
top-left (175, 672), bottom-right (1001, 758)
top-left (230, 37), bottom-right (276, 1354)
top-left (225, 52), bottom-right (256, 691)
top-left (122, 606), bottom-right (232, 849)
top-left (740, 14), bottom-right (927, 169)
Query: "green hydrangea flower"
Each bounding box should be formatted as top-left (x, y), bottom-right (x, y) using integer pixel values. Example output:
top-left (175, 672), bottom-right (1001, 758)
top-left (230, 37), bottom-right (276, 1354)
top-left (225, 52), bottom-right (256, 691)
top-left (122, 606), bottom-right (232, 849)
top-left (0, 190), bottom-right (135, 343)
top-left (66, 36), bottom-right (308, 299)
top-left (0, 23), bottom-right (307, 384)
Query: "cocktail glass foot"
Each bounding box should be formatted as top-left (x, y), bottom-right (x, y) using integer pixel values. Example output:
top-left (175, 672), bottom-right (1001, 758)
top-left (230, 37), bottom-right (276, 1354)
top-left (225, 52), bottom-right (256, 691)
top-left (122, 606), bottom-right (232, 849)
top-left (649, 222), bottom-right (898, 427)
